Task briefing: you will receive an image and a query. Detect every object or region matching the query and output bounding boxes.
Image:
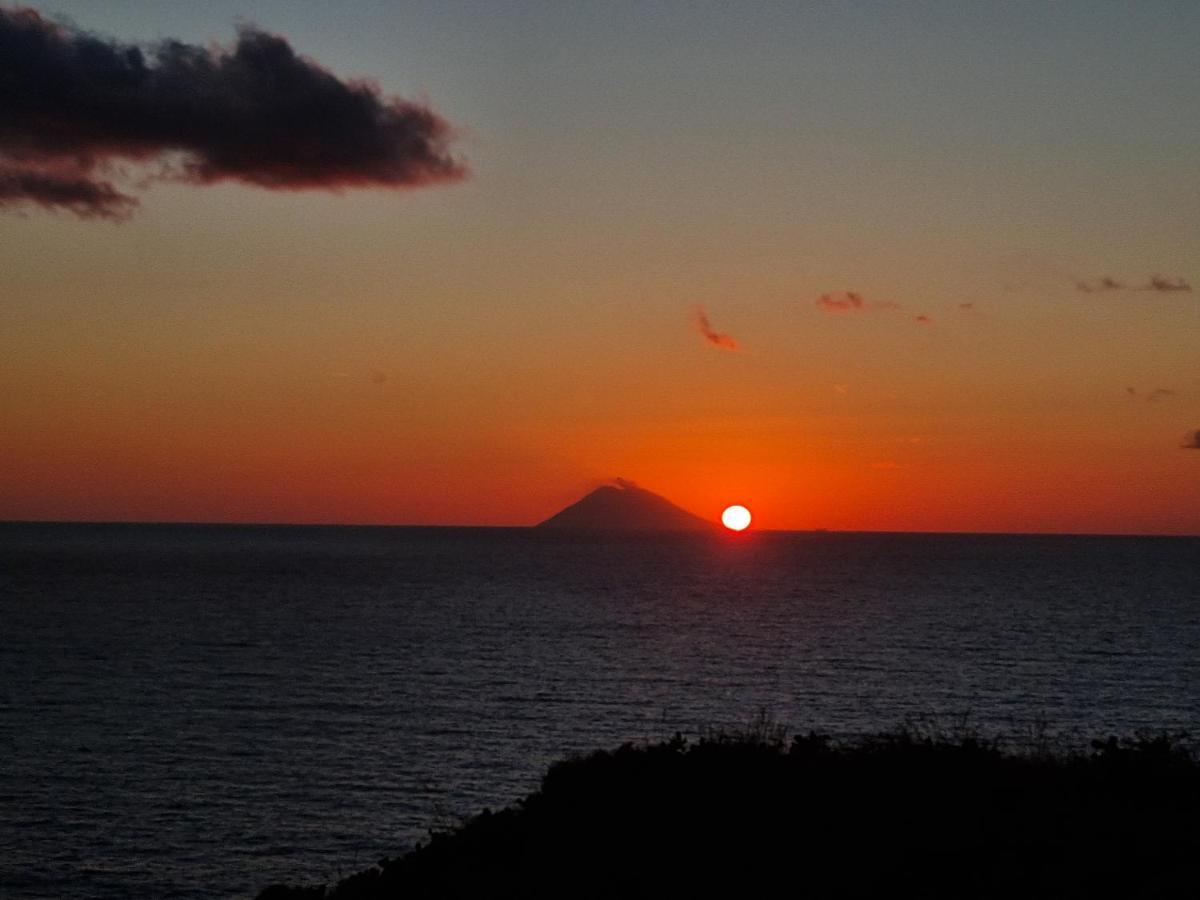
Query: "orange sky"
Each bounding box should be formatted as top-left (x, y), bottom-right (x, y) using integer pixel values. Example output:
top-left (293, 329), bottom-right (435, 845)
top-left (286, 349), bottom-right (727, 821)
top-left (1, 3), bottom-right (1197, 534)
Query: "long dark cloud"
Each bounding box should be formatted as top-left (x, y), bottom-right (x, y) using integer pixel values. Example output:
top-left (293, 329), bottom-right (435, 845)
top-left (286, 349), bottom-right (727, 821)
top-left (0, 164), bottom-right (137, 219)
top-left (816, 291), bottom-right (866, 313)
top-left (692, 305), bottom-right (739, 350)
top-left (815, 290), bottom-right (933, 323)
top-left (1144, 275), bottom-right (1192, 293)
top-left (1076, 275), bottom-right (1192, 294)
top-left (1126, 387), bottom-right (1177, 402)
top-left (0, 7), bottom-right (466, 218)
top-left (1075, 276), bottom-right (1126, 293)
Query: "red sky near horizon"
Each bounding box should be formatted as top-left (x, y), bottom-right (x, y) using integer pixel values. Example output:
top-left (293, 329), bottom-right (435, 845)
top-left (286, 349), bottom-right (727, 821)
top-left (1, 2), bottom-right (1197, 535)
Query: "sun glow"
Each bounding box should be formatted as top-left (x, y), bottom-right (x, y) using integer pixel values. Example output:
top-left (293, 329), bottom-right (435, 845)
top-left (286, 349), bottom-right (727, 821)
top-left (721, 505), bottom-right (752, 532)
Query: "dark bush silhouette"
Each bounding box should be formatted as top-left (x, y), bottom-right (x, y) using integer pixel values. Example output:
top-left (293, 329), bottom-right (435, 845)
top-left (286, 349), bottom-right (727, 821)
top-left (258, 728), bottom-right (1200, 899)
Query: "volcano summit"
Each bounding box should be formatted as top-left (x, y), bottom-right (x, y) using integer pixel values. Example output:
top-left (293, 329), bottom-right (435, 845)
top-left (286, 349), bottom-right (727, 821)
top-left (537, 480), bottom-right (715, 532)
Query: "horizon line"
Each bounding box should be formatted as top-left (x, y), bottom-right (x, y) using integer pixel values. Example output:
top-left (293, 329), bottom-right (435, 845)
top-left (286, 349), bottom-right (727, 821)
top-left (1, 519), bottom-right (1197, 539)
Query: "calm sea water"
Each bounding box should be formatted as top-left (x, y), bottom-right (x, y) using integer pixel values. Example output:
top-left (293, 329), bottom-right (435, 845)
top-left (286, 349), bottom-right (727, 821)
top-left (2, 523), bottom-right (1198, 898)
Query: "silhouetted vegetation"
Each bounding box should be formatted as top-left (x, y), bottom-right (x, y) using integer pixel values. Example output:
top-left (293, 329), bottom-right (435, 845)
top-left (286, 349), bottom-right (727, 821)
top-left (258, 721), bottom-right (1200, 899)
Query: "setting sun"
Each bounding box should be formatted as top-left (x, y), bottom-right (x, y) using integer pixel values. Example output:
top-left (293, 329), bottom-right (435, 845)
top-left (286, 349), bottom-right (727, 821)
top-left (721, 505), bottom-right (752, 532)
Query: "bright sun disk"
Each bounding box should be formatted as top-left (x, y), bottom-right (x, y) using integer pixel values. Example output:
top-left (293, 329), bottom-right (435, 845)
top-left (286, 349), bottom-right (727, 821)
top-left (721, 505), bottom-right (752, 531)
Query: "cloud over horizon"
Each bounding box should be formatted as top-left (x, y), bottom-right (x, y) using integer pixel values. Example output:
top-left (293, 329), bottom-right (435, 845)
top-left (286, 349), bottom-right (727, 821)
top-left (0, 6), bottom-right (466, 219)
top-left (692, 305), bottom-right (739, 350)
top-left (1145, 275), bottom-right (1192, 293)
top-left (1126, 387), bottom-right (1177, 403)
top-left (1076, 275), bottom-right (1192, 294)
top-left (815, 290), bottom-right (933, 324)
top-left (816, 291), bottom-right (866, 314)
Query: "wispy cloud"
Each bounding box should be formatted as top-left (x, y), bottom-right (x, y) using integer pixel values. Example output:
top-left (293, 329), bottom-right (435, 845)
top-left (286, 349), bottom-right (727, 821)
top-left (692, 305), bottom-right (739, 350)
top-left (1145, 275), bottom-right (1192, 293)
top-left (1075, 276), bottom-right (1126, 293)
top-left (816, 291), bottom-right (866, 314)
top-left (815, 290), bottom-right (932, 324)
top-left (1076, 275), bottom-right (1191, 294)
top-left (0, 6), bottom-right (465, 219)
top-left (1126, 387), bottom-right (1177, 402)
top-left (0, 165), bottom-right (138, 220)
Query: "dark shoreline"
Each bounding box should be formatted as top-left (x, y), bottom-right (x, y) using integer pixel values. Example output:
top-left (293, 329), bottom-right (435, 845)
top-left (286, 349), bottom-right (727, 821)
top-left (258, 724), bottom-right (1200, 899)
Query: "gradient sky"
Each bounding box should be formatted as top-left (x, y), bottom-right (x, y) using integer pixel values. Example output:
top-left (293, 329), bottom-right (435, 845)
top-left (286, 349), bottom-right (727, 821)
top-left (2, 0), bottom-right (1197, 533)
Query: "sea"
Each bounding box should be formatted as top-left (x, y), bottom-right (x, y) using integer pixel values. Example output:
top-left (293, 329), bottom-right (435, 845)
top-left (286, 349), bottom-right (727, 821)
top-left (2, 523), bottom-right (1198, 898)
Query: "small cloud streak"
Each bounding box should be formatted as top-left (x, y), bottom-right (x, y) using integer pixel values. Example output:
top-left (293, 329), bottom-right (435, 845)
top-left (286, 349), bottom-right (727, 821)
top-left (815, 290), bottom-right (933, 325)
top-left (816, 291), bottom-right (866, 314)
top-left (1127, 387), bottom-right (1177, 402)
top-left (1076, 276), bottom-right (1126, 293)
top-left (1182, 430), bottom-right (1200, 450)
top-left (0, 6), bottom-right (465, 219)
top-left (1076, 275), bottom-right (1191, 294)
top-left (1145, 275), bottom-right (1192, 293)
top-left (692, 305), bottom-right (739, 350)
top-left (0, 165), bottom-right (139, 220)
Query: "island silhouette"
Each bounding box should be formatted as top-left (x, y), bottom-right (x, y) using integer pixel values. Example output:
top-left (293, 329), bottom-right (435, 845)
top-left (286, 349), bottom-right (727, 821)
top-left (536, 479), bottom-right (716, 532)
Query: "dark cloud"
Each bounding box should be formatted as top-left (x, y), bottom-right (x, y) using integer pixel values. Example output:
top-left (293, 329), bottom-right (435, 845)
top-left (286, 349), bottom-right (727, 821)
top-left (1075, 276), bottom-right (1126, 293)
top-left (1128, 387), bottom-right (1178, 402)
top-left (813, 291), bottom-right (947, 330)
top-left (0, 164), bottom-right (137, 219)
top-left (1182, 430), bottom-right (1200, 450)
top-left (0, 6), bottom-right (465, 219)
top-left (1144, 275), bottom-right (1191, 293)
top-left (814, 291), bottom-right (911, 315)
top-left (692, 305), bottom-right (739, 350)
top-left (1075, 275), bottom-right (1192, 294)
top-left (815, 291), bottom-right (927, 323)
top-left (816, 291), bottom-right (866, 313)
top-left (958, 302), bottom-right (974, 310)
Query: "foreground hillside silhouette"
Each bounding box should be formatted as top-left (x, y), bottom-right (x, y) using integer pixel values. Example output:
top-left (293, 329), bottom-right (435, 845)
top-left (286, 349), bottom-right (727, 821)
top-left (536, 479), bottom-right (715, 532)
top-left (258, 724), bottom-right (1200, 899)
